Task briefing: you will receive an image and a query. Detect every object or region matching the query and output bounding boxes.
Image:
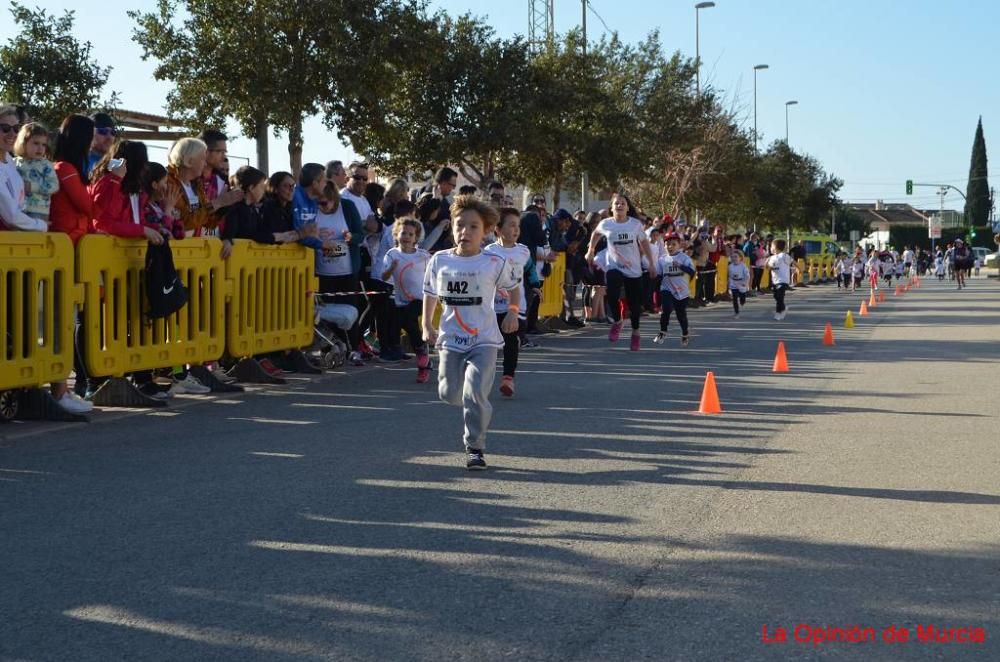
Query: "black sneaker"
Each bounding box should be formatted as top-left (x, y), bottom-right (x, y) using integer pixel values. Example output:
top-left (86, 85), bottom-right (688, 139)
top-left (465, 448), bottom-right (487, 470)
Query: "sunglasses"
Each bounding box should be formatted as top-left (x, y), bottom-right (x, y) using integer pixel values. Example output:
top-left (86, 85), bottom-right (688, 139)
top-left (532, 199), bottom-right (545, 204)
top-left (0, 123), bottom-right (22, 135)
top-left (352, 175), bottom-right (368, 181)
top-left (95, 127), bottom-right (116, 136)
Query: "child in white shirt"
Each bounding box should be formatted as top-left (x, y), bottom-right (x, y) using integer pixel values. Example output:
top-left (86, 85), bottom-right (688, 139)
top-left (728, 249), bottom-right (751, 317)
top-left (382, 217), bottom-right (431, 383)
top-left (767, 239), bottom-right (798, 321)
top-left (423, 196), bottom-right (520, 470)
top-left (654, 232), bottom-right (696, 346)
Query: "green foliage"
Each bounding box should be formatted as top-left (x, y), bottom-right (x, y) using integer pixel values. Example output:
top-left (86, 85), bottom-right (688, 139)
top-left (833, 206), bottom-right (872, 239)
top-left (963, 117), bottom-right (990, 226)
top-left (0, 2), bottom-right (114, 130)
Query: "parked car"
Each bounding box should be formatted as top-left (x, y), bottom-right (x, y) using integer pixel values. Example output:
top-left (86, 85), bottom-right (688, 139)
top-left (984, 252), bottom-right (999, 269)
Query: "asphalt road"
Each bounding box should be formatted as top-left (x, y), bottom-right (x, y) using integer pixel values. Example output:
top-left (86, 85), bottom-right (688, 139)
top-left (2, 277), bottom-right (998, 661)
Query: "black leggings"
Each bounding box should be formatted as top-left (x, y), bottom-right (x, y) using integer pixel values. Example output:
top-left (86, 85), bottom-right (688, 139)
top-left (752, 267), bottom-right (764, 291)
top-left (731, 289), bottom-right (747, 313)
top-left (363, 278), bottom-right (394, 352)
top-left (659, 293), bottom-right (689, 335)
top-left (395, 300), bottom-right (427, 354)
top-left (773, 283), bottom-right (789, 313)
top-left (497, 313), bottom-right (525, 377)
top-left (606, 269), bottom-right (643, 330)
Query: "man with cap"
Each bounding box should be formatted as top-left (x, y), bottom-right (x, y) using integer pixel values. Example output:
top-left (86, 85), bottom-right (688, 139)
top-left (85, 112), bottom-right (116, 179)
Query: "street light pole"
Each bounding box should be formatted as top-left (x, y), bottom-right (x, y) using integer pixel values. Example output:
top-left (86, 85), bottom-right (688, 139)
top-left (695, 2), bottom-right (715, 96)
top-left (784, 100), bottom-right (798, 143)
top-left (753, 64), bottom-right (769, 152)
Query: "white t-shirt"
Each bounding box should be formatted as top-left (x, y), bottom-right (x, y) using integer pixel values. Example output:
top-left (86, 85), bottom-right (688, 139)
top-left (902, 249), bottom-right (914, 264)
top-left (315, 206), bottom-right (352, 277)
top-left (767, 252), bottom-right (794, 286)
top-left (340, 188), bottom-right (373, 222)
top-left (596, 217), bottom-right (645, 278)
top-left (423, 249), bottom-right (518, 352)
top-left (728, 262), bottom-right (751, 292)
top-left (484, 242), bottom-right (530, 319)
top-left (382, 247), bottom-right (430, 306)
top-left (657, 251), bottom-right (695, 300)
top-left (851, 259), bottom-right (865, 277)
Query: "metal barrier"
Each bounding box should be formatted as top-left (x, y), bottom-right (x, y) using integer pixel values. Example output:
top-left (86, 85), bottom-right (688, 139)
top-left (0, 233), bottom-right (80, 390)
top-left (76, 236), bottom-right (227, 377)
top-left (538, 253), bottom-right (566, 318)
top-left (225, 241), bottom-right (315, 358)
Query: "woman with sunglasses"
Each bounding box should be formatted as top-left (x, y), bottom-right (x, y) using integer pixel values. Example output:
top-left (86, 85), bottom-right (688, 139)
top-left (0, 104), bottom-right (47, 231)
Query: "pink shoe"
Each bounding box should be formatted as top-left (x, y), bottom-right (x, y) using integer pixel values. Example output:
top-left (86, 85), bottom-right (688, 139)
top-left (609, 321), bottom-right (623, 342)
top-left (416, 368), bottom-right (430, 384)
top-left (630, 333), bottom-right (640, 351)
top-left (417, 353), bottom-right (430, 369)
top-left (499, 375), bottom-right (514, 397)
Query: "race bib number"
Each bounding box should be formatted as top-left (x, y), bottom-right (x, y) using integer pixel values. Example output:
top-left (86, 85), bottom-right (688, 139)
top-left (439, 276), bottom-right (482, 306)
top-left (612, 232), bottom-right (633, 246)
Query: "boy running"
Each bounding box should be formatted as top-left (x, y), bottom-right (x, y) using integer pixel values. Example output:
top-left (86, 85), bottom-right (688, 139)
top-left (654, 232), bottom-right (695, 346)
top-left (728, 249), bottom-right (751, 317)
top-left (423, 195), bottom-right (520, 470)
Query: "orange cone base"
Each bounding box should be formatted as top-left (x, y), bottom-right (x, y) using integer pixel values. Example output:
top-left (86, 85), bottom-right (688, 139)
top-left (823, 323), bottom-right (835, 346)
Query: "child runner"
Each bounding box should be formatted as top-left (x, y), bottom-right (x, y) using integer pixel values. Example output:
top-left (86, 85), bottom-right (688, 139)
top-left (766, 238), bottom-right (797, 321)
top-left (866, 250), bottom-right (881, 291)
top-left (484, 208), bottom-right (530, 398)
top-left (382, 217), bottom-right (431, 382)
top-left (728, 249), bottom-right (751, 317)
top-left (851, 254), bottom-right (865, 292)
top-left (934, 251), bottom-right (946, 280)
top-left (584, 192), bottom-right (656, 351)
top-left (422, 195), bottom-right (520, 470)
top-left (654, 232), bottom-right (695, 346)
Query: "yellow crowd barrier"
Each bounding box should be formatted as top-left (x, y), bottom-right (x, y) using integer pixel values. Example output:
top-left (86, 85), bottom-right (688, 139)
top-left (225, 241), bottom-right (315, 358)
top-left (760, 265), bottom-right (771, 289)
top-left (0, 233), bottom-right (80, 390)
top-left (715, 256), bottom-right (729, 295)
top-left (77, 236), bottom-right (227, 378)
top-left (538, 252), bottom-right (566, 318)
top-left (796, 259), bottom-right (807, 285)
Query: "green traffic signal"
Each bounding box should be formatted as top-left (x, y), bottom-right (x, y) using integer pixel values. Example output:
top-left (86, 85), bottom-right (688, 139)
top-left (906, 179), bottom-right (913, 195)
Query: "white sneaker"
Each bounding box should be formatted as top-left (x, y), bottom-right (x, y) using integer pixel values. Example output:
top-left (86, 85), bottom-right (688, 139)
top-left (734, 312), bottom-right (740, 319)
top-left (57, 392), bottom-right (93, 414)
top-left (779, 311), bottom-right (787, 320)
top-left (653, 332), bottom-right (666, 344)
top-left (773, 313), bottom-right (782, 321)
top-left (213, 370), bottom-right (237, 384)
top-left (169, 374), bottom-right (211, 396)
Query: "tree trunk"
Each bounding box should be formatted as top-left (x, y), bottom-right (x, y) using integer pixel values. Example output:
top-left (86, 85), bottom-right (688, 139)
top-left (288, 117), bottom-right (304, 178)
top-left (254, 117), bottom-right (269, 173)
top-left (553, 169), bottom-right (563, 209)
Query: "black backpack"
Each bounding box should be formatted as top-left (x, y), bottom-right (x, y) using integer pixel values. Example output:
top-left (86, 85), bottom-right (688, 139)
top-left (145, 238), bottom-right (189, 319)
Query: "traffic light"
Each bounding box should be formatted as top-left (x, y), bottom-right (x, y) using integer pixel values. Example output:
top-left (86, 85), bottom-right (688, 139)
top-left (971, 228), bottom-right (977, 238)
top-left (906, 180), bottom-right (913, 195)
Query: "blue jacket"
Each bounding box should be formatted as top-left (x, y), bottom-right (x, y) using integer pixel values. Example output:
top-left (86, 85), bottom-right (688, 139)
top-left (294, 186), bottom-right (364, 276)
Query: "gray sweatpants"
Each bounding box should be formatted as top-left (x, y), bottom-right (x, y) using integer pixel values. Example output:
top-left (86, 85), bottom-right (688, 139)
top-left (437, 345), bottom-right (498, 451)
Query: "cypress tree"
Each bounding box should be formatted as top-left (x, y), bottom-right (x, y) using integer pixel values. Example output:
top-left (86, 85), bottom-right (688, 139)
top-left (964, 117), bottom-right (990, 226)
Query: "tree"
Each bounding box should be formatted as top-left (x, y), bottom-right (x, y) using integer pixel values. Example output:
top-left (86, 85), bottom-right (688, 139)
top-left (130, 0), bottom-right (429, 174)
top-left (752, 141), bottom-right (841, 234)
top-left (0, 2), bottom-right (114, 130)
top-left (340, 13), bottom-right (533, 188)
top-left (964, 116), bottom-right (991, 226)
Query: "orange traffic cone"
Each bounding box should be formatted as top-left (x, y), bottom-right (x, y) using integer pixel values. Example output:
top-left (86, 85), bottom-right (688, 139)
top-left (894, 286), bottom-right (902, 296)
top-left (869, 291), bottom-right (877, 308)
top-left (822, 323), bottom-right (835, 346)
top-left (878, 290), bottom-right (886, 303)
top-left (773, 341), bottom-right (790, 373)
top-left (859, 301), bottom-right (869, 316)
top-left (697, 371), bottom-right (723, 414)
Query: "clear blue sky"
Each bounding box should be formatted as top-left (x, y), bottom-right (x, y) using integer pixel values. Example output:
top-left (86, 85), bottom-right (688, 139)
top-left (3, 0), bottom-right (996, 213)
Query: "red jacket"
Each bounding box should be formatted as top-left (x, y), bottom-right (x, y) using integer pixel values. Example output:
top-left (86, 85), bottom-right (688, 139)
top-left (90, 173), bottom-right (152, 238)
top-left (48, 162), bottom-right (93, 244)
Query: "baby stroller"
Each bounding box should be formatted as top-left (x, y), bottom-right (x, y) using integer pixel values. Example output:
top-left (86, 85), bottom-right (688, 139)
top-left (309, 296), bottom-right (358, 369)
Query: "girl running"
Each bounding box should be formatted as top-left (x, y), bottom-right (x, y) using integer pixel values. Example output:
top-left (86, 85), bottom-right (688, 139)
top-left (766, 239), bottom-right (798, 321)
top-left (851, 253), bottom-right (865, 292)
top-left (584, 192), bottom-right (656, 351)
top-left (422, 195), bottom-right (520, 470)
top-left (484, 208), bottom-right (530, 398)
top-left (654, 232), bottom-right (695, 346)
top-left (382, 217), bottom-right (431, 382)
top-left (728, 249), bottom-right (751, 317)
